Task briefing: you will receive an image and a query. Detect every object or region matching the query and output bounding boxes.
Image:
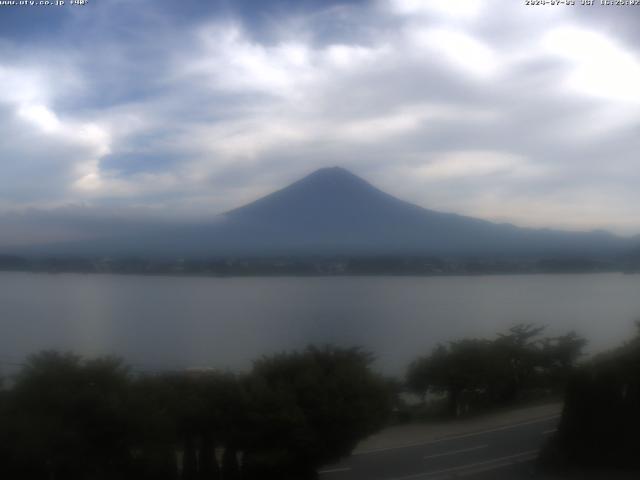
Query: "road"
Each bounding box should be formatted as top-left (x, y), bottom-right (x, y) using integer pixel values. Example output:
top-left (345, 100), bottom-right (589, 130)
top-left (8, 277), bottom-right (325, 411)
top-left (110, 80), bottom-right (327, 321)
top-left (318, 414), bottom-right (559, 480)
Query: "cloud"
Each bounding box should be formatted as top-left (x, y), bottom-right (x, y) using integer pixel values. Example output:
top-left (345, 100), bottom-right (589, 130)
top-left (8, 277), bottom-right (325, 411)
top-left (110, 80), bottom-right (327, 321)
top-left (410, 28), bottom-right (501, 78)
top-left (388, 0), bottom-right (484, 21)
top-left (543, 26), bottom-right (640, 103)
top-left (17, 104), bottom-right (62, 133)
top-left (181, 25), bottom-right (314, 97)
top-left (414, 151), bottom-right (544, 180)
top-left (0, 66), bottom-right (49, 105)
top-left (0, 0), bottom-right (640, 240)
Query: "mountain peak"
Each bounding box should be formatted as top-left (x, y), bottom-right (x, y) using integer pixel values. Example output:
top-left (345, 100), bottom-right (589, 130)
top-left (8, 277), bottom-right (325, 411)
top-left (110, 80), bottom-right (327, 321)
top-left (308, 166), bottom-right (354, 177)
top-left (299, 166), bottom-right (365, 184)
top-left (290, 166), bottom-right (382, 194)
top-left (225, 166), bottom-right (396, 222)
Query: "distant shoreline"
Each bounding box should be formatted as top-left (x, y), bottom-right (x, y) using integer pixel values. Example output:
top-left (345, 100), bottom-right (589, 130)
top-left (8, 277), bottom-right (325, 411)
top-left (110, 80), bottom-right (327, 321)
top-left (1, 253), bottom-right (637, 278)
top-left (0, 268), bottom-right (636, 279)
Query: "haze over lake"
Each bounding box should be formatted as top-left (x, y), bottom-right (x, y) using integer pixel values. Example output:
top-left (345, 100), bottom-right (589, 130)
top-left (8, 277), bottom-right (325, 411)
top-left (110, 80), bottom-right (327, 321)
top-left (1, 271), bottom-right (638, 376)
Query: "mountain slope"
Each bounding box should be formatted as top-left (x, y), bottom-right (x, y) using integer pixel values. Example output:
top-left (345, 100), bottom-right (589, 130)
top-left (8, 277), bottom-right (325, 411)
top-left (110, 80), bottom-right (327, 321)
top-left (11, 167), bottom-right (634, 258)
top-left (184, 167), bottom-right (629, 257)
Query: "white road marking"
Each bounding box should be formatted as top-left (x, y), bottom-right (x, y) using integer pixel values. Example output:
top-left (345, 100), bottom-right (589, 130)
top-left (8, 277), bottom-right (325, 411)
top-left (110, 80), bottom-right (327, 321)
top-left (390, 449), bottom-right (538, 480)
top-left (354, 414), bottom-right (560, 455)
top-left (453, 452), bottom-right (538, 478)
top-left (542, 428), bottom-right (557, 435)
top-left (423, 444), bottom-right (488, 460)
top-left (318, 467), bottom-right (352, 474)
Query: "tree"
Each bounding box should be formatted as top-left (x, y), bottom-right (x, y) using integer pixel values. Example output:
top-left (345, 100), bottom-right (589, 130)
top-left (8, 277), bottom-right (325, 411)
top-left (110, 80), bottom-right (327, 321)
top-left (6, 351), bottom-right (134, 480)
top-left (407, 325), bottom-right (586, 417)
top-left (131, 369), bottom-right (246, 480)
top-left (491, 324), bottom-right (547, 402)
top-left (408, 339), bottom-right (496, 416)
top-left (540, 326), bottom-right (640, 471)
top-left (242, 346), bottom-right (392, 480)
top-left (539, 331), bottom-right (587, 392)
top-left (0, 373), bottom-right (12, 480)
top-left (1, 346), bottom-right (393, 480)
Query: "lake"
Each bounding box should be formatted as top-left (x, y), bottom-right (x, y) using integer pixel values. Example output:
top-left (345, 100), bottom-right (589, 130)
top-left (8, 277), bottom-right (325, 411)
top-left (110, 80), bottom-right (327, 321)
top-left (1, 272), bottom-right (638, 376)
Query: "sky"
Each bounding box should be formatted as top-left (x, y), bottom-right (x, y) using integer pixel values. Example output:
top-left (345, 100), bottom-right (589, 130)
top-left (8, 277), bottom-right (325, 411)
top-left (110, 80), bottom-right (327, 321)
top-left (1, 0), bottom-right (640, 246)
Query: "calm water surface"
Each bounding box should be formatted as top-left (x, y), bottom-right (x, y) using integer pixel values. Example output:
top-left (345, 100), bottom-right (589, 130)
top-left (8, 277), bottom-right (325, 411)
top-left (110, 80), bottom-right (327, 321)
top-left (1, 272), bottom-right (639, 375)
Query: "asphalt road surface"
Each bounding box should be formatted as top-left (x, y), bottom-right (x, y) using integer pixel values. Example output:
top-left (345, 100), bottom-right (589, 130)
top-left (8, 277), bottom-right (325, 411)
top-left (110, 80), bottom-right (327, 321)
top-left (318, 415), bottom-right (559, 480)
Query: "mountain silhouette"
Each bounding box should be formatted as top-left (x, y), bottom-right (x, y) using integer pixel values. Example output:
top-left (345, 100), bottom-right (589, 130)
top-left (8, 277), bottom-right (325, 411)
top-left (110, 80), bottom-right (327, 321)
top-left (178, 167), bottom-right (630, 257)
top-left (12, 167), bottom-right (634, 258)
